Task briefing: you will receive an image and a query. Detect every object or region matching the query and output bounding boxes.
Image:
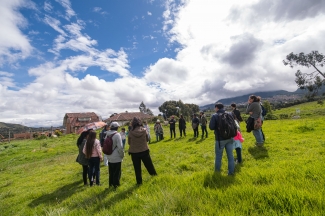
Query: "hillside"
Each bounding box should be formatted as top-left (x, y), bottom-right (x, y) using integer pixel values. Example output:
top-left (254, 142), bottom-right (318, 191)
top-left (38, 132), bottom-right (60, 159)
top-left (200, 89), bottom-right (305, 110)
top-left (0, 101), bottom-right (324, 215)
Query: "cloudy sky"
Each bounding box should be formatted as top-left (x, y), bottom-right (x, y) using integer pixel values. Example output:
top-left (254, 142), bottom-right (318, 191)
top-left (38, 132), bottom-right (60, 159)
top-left (0, 0), bottom-right (324, 127)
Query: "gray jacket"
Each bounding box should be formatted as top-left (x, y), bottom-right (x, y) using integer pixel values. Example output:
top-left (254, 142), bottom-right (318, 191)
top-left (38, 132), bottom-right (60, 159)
top-left (105, 130), bottom-right (124, 163)
top-left (76, 139), bottom-right (89, 165)
top-left (246, 102), bottom-right (261, 119)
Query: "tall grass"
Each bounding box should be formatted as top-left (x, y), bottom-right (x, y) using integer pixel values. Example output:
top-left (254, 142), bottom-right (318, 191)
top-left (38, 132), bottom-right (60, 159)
top-left (1, 101), bottom-right (325, 215)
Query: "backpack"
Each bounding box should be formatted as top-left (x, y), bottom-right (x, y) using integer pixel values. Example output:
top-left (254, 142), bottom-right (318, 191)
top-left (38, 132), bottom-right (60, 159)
top-left (261, 105), bottom-right (267, 117)
top-left (102, 132), bottom-right (117, 155)
top-left (216, 112), bottom-right (237, 139)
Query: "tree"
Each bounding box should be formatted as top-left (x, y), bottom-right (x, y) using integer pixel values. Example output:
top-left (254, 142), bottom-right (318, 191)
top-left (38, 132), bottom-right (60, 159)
top-left (139, 101), bottom-right (146, 113)
top-left (262, 100), bottom-right (272, 114)
top-left (283, 51), bottom-right (325, 99)
top-left (158, 100), bottom-right (199, 119)
top-left (146, 108), bottom-right (154, 116)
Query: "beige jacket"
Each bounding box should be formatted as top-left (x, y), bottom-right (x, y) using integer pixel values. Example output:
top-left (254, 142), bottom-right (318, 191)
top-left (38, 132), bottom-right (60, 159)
top-left (128, 126), bottom-right (149, 153)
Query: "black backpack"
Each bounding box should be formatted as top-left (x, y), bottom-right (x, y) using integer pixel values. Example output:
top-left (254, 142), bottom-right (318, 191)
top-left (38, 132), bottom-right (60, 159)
top-left (216, 112), bottom-right (237, 139)
top-left (261, 105), bottom-right (267, 117)
top-left (102, 132), bottom-right (117, 155)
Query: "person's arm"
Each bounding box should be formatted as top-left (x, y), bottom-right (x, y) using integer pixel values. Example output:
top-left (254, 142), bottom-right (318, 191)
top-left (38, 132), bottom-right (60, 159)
top-left (95, 140), bottom-right (103, 161)
top-left (209, 114), bottom-right (216, 130)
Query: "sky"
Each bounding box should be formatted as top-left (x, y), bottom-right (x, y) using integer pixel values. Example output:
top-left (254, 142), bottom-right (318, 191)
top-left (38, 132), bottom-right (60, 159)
top-left (0, 0), bottom-right (325, 127)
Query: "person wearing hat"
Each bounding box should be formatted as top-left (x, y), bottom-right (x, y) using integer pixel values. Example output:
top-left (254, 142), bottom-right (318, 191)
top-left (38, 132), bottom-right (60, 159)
top-left (105, 121), bottom-right (124, 188)
top-left (154, 119), bottom-right (164, 142)
top-left (169, 116), bottom-right (176, 139)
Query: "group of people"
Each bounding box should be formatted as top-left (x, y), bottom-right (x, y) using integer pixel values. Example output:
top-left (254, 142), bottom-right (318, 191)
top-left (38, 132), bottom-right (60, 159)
top-left (76, 117), bottom-right (157, 188)
top-left (209, 95), bottom-right (266, 175)
top-left (76, 95), bottom-right (266, 186)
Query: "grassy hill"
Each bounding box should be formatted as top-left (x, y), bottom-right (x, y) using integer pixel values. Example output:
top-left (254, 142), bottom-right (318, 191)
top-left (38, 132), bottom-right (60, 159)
top-left (0, 101), bottom-right (324, 215)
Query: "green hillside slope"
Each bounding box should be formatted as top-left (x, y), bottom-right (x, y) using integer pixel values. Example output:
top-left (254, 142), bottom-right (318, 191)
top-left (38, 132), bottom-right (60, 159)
top-left (0, 101), bottom-right (324, 215)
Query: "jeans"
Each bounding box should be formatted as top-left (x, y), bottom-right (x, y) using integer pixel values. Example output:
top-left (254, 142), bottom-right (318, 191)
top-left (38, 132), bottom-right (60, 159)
top-left (193, 127), bottom-right (199, 137)
top-left (235, 147), bottom-right (242, 163)
top-left (82, 165), bottom-right (88, 185)
top-left (253, 128), bottom-right (264, 144)
top-left (103, 154), bottom-right (108, 166)
top-left (215, 139), bottom-right (235, 175)
top-left (122, 139), bottom-right (126, 148)
top-left (108, 162), bottom-right (122, 187)
top-left (88, 157), bottom-right (100, 185)
top-left (179, 128), bottom-right (186, 137)
top-left (201, 125), bottom-right (208, 138)
top-left (170, 127), bottom-right (176, 138)
top-left (131, 150), bottom-right (157, 184)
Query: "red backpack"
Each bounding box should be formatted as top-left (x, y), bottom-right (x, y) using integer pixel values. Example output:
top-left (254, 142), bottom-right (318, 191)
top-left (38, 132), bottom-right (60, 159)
top-left (102, 132), bottom-right (117, 155)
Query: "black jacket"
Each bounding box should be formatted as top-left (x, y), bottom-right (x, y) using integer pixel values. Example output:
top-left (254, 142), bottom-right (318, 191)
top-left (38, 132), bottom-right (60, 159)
top-left (246, 117), bottom-right (254, 132)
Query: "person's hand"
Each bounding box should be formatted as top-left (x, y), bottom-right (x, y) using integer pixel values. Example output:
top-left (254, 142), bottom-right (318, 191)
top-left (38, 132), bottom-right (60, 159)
top-left (100, 158), bottom-right (103, 162)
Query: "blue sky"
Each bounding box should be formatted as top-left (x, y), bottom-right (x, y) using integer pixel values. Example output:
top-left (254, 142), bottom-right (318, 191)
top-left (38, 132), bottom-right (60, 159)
top-left (1, 0), bottom-right (325, 127)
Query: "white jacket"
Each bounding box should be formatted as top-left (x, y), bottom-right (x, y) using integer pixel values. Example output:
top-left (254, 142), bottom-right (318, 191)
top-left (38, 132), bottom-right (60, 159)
top-left (104, 130), bottom-right (124, 163)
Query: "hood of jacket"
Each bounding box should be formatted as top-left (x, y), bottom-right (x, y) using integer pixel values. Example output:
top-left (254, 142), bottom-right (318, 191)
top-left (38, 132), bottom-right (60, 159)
top-left (129, 126), bottom-right (146, 137)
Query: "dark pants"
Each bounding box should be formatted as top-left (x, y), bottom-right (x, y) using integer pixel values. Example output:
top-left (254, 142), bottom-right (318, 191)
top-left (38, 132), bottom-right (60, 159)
top-left (131, 150), bottom-right (157, 185)
top-left (88, 157), bottom-right (100, 186)
top-left (201, 125), bottom-right (208, 138)
top-left (108, 162), bottom-right (122, 187)
top-left (193, 127), bottom-right (199, 137)
top-left (179, 128), bottom-right (186, 137)
top-left (170, 127), bottom-right (176, 138)
top-left (235, 147), bottom-right (242, 163)
top-left (82, 165), bottom-right (88, 185)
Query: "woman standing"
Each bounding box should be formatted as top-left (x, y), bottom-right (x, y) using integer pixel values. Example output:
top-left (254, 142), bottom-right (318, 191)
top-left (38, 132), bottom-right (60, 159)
top-left (76, 130), bottom-right (91, 186)
top-left (154, 120), bottom-right (163, 142)
top-left (178, 115), bottom-right (186, 137)
top-left (246, 95), bottom-right (264, 146)
top-left (128, 117), bottom-right (157, 185)
top-left (83, 131), bottom-right (103, 186)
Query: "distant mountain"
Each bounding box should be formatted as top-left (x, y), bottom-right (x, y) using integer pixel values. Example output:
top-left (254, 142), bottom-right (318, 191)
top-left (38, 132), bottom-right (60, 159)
top-left (200, 89), bottom-right (305, 110)
top-left (0, 122), bottom-right (62, 139)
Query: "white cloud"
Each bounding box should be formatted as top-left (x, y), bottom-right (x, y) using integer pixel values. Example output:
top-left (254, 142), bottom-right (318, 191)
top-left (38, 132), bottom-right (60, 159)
top-left (1, 0), bottom-right (325, 127)
top-left (0, 0), bottom-right (34, 65)
top-left (147, 11), bottom-right (152, 16)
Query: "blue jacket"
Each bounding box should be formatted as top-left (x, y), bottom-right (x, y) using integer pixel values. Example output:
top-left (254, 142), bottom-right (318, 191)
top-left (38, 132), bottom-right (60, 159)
top-left (209, 109), bottom-right (227, 141)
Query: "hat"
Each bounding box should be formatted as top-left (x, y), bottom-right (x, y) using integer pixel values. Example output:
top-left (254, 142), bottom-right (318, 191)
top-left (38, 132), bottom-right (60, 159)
top-left (110, 121), bottom-right (120, 128)
top-left (156, 120), bottom-right (160, 123)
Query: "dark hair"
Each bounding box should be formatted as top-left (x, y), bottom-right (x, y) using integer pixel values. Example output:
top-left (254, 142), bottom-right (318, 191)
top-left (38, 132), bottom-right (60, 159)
top-left (249, 95), bottom-right (258, 102)
top-left (131, 117), bottom-right (142, 131)
top-left (85, 131), bottom-right (96, 159)
top-left (180, 114), bottom-right (183, 118)
top-left (77, 129), bottom-right (92, 146)
top-left (121, 127), bottom-right (125, 131)
top-left (231, 103), bottom-right (236, 108)
top-left (215, 103), bottom-right (224, 109)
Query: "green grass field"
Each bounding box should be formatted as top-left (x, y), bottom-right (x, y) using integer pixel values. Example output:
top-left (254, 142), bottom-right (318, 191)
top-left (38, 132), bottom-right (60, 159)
top-left (1, 101), bottom-right (324, 215)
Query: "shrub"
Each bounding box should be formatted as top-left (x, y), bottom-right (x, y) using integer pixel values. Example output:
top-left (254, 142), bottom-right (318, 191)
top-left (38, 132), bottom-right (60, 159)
top-left (264, 113), bottom-right (278, 120)
top-left (35, 135), bottom-right (47, 140)
top-left (279, 114), bottom-right (289, 119)
top-left (54, 130), bottom-right (62, 137)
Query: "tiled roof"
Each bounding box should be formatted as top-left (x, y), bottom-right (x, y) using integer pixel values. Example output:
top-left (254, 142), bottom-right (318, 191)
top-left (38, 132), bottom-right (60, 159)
top-left (104, 112), bottom-right (152, 122)
top-left (65, 112), bottom-right (98, 118)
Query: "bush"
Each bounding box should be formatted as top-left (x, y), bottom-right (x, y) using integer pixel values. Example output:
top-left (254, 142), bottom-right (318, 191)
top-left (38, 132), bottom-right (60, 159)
top-left (279, 114), bottom-right (289, 119)
top-left (35, 135), bottom-right (47, 140)
top-left (264, 113), bottom-right (278, 120)
top-left (54, 130), bottom-right (62, 137)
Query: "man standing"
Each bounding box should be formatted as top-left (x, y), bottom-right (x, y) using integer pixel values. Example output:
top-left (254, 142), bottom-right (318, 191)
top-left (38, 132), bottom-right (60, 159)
top-left (169, 116), bottom-right (176, 139)
top-left (231, 103), bottom-right (243, 123)
top-left (200, 111), bottom-right (208, 139)
top-left (209, 103), bottom-right (235, 175)
top-left (192, 114), bottom-right (200, 138)
top-left (106, 122), bottom-right (124, 188)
